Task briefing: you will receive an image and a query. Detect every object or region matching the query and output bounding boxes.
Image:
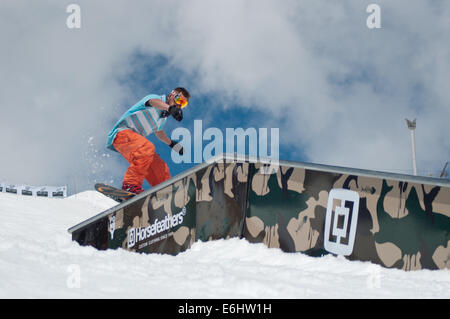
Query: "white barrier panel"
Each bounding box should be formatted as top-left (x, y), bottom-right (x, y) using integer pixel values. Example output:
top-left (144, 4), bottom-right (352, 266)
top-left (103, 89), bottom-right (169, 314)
top-left (0, 182), bottom-right (67, 198)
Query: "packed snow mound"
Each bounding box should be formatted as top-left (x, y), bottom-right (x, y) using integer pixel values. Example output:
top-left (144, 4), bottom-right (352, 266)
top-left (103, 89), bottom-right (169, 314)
top-left (0, 191), bottom-right (449, 298)
top-left (66, 190), bottom-right (118, 210)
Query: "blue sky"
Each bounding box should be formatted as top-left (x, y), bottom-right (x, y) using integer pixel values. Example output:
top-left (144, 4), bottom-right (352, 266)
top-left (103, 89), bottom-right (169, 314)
top-left (1, 1), bottom-right (449, 194)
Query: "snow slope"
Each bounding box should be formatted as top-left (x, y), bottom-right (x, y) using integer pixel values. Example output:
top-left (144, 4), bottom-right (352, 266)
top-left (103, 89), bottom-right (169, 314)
top-left (0, 191), bottom-right (448, 299)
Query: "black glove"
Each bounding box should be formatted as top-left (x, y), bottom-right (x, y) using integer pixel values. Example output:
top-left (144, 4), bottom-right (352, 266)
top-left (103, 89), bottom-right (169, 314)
top-left (160, 110), bottom-right (170, 118)
top-left (169, 140), bottom-right (184, 155)
top-left (168, 105), bottom-right (183, 122)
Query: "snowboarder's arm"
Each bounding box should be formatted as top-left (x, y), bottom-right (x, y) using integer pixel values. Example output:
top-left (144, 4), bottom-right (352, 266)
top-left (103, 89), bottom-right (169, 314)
top-left (146, 99), bottom-right (183, 122)
top-left (146, 98), bottom-right (170, 111)
top-left (154, 129), bottom-right (172, 145)
top-left (155, 130), bottom-right (184, 155)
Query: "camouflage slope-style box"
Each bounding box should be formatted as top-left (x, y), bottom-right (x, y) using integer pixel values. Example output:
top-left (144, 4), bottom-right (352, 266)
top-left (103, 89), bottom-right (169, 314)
top-left (71, 160), bottom-right (249, 255)
top-left (75, 173), bottom-right (198, 255)
top-left (244, 162), bottom-right (450, 271)
top-left (195, 161), bottom-right (249, 242)
top-left (69, 155), bottom-right (450, 271)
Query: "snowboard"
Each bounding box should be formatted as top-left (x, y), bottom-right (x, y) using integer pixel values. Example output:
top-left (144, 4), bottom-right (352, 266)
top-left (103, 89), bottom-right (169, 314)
top-left (95, 183), bottom-right (136, 203)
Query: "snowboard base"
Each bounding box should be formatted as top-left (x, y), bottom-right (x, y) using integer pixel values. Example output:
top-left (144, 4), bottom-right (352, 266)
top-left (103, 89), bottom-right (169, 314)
top-left (95, 183), bottom-right (136, 203)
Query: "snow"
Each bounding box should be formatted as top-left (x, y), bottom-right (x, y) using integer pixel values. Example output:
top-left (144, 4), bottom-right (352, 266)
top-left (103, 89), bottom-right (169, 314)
top-left (0, 191), bottom-right (448, 299)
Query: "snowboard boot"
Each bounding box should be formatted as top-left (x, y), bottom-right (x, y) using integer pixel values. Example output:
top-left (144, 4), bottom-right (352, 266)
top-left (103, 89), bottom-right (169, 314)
top-left (122, 183), bottom-right (144, 195)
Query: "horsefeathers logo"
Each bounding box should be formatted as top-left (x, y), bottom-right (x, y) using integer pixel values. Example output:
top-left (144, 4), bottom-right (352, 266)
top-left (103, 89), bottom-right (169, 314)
top-left (127, 207), bottom-right (186, 248)
top-left (108, 215), bottom-right (116, 240)
top-left (324, 189), bottom-right (360, 256)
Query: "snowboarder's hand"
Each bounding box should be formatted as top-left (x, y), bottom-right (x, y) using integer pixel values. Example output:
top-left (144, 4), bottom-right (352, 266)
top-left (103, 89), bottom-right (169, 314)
top-left (160, 110), bottom-right (170, 118)
top-left (168, 105), bottom-right (183, 122)
top-left (169, 140), bottom-right (184, 155)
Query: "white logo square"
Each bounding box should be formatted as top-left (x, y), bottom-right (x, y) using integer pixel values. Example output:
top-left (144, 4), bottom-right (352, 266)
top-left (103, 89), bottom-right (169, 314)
top-left (324, 189), bottom-right (360, 256)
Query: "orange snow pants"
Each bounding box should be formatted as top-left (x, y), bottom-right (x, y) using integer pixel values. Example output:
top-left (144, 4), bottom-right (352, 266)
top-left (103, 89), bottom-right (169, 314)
top-left (112, 130), bottom-right (170, 187)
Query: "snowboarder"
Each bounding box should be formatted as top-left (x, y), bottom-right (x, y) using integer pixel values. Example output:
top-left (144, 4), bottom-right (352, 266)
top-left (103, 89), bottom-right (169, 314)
top-left (106, 87), bottom-right (190, 194)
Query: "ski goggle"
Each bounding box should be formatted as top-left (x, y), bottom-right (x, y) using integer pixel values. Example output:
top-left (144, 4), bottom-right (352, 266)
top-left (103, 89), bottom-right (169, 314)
top-left (174, 92), bottom-right (188, 108)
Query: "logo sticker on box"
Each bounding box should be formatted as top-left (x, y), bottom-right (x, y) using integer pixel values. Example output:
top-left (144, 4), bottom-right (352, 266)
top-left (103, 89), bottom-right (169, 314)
top-left (324, 189), bottom-right (360, 256)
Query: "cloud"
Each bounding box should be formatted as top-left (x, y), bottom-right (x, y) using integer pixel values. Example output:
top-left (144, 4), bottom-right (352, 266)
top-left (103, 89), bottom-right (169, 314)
top-left (0, 0), bottom-right (449, 194)
top-left (171, 0), bottom-right (450, 174)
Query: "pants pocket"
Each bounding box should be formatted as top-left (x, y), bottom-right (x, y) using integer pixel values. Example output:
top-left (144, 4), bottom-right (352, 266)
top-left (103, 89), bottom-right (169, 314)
top-left (113, 131), bottom-right (131, 145)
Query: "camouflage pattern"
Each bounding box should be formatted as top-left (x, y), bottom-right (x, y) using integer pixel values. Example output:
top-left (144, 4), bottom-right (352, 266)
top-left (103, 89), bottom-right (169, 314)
top-left (244, 162), bottom-right (450, 270)
top-left (72, 160), bottom-right (249, 255)
top-left (195, 161), bottom-right (249, 242)
top-left (70, 158), bottom-right (450, 271)
top-left (105, 172), bottom-right (197, 255)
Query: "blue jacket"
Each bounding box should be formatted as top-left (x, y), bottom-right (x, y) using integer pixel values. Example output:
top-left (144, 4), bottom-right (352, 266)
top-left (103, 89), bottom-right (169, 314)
top-left (107, 94), bottom-right (168, 152)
